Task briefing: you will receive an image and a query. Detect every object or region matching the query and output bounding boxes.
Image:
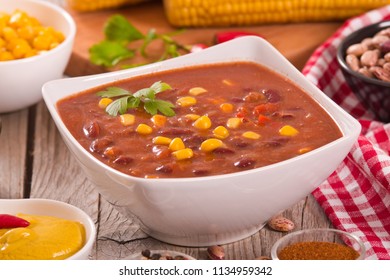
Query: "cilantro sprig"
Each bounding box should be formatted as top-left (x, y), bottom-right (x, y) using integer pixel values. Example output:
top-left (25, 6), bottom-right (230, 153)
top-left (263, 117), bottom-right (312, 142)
top-left (89, 15), bottom-right (190, 68)
top-left (97, 81), bottom-right (175, 117)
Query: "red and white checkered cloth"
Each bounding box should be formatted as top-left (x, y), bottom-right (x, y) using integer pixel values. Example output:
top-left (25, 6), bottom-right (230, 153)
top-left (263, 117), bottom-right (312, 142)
top-left (302, 6), bottom-right (390, 260)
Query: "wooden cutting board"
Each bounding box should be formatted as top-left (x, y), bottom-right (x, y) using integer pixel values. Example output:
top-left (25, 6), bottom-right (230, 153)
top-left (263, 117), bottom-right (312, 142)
top-left (64, 1), bottom-right (342, 77)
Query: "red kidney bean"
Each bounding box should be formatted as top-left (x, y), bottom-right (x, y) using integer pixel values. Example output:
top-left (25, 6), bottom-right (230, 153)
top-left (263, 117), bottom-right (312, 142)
top-left (90, 137), bottom-right (113, 153)
top-left (152, 145), bottom-right (171, 159)
top-left (83, 121), bottom-right (100, 138)
top-left (381, 40), bottom-right (390, 54)
top-left (234, 158), bottom-right (256, 168)
top-left (192, 169), bottom-right (209, 176)
top-left (158, 127), bottom-right (193, 136)
top-left (156, 164), bottom-right (173, 174)
top-left (263, 89), bottom-right (281, 103)
top-left (213, 147), bottom-right (235, 154)
top-left (113, 155), bottom-right (134, 165)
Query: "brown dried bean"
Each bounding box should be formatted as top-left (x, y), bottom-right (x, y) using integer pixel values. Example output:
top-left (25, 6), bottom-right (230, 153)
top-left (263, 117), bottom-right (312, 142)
top-left (346, 43), bottom-right (367, 56)
top-left (346, 54), bottom-right (360, 71)
top-left (267, 216), bottom-right (295, 232)
top-left (207, 245), bottom-right (225, 260)
top-left (360, 49), bottom-right (379, 67)
top-left (371, 66), bottom-right (390, 82)
top-left (358, 67), bottom-right (374, 78)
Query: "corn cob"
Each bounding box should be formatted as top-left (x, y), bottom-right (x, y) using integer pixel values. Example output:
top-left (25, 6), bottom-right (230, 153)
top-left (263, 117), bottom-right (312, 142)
top-left (66, 0), bottom-right (151, 12)
top-left (164, 0), bottom-right (390, 27)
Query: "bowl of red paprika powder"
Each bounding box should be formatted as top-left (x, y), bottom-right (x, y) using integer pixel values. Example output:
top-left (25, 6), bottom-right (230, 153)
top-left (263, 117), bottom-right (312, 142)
top-left (271, 228), bottom-right (366, 260)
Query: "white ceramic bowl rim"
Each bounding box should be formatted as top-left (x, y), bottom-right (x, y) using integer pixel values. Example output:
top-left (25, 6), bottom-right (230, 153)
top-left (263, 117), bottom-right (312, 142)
top-left (0, 0), bottom-right (76, 66)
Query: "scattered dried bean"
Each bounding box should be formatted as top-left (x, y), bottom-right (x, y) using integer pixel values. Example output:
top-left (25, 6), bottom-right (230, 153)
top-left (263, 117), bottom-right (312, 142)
top-left (267, 216), bottom-right (295, 232)
top-left (207, 245), bottom-right (225, 260)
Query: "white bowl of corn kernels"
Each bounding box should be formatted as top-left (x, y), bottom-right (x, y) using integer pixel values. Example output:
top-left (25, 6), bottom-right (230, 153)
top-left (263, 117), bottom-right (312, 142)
top-left (0, 0), bottom-right (76, 113)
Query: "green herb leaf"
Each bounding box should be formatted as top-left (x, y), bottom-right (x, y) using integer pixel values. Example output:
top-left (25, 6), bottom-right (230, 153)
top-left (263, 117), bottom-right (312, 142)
top-left (89, 41), bottom-right (135, 67)
top-left (153, 99), bottom-right (176, 117)
top-left (89, 15), bottom-right (190, 68)
top-left (97, 82), bottom-right (176, 117)
top-left (133, 88), bottom-right (155, 99)
top-left (150, 81), bottom-right (172, 93)
top-left (97, 87), bottom-right (131, 98)
top-left (144, 100), bottom-right (158, 115)
top-left (104, 14), bottom-right (144, 42)
top-left (106, 96), bottom-right (131, 116)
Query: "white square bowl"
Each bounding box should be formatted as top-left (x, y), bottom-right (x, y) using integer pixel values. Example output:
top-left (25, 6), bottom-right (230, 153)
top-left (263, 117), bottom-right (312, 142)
top-left (42, 36), bottom-right (361, 247)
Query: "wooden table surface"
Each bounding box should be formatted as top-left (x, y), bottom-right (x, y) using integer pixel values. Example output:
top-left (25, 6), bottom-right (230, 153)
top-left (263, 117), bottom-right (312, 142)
top-left (0, 0), bottom-right (343, 260)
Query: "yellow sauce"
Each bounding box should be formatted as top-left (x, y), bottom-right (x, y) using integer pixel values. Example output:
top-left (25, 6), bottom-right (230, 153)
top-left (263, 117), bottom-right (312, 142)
top-left (0, 213), bottom-right (85, 260)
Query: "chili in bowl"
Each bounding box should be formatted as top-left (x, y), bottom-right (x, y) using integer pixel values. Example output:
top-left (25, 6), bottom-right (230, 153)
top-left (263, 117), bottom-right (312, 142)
top-left (42, 36), bottom-right (361, 247)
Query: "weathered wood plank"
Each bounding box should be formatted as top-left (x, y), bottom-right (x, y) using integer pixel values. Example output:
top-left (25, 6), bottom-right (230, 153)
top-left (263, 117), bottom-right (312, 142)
top-left (0, 110), bottom-right (29, 199)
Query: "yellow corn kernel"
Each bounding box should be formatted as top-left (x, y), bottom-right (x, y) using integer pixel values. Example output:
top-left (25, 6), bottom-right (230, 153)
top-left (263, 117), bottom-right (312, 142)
top-left (151, 114), bottom-right (167, 127)
top-left (220, 103), bottom-right (233, 113)
top-left (213, 126), bottom-right (229, 139)
top-left (119, 114), bottom-right (135, 126)
top-left (136, 123), bottom-right (153, 135)
top-left (176, 96), bottom-right (197, 107)
top-left (279, 125), bottom-right (299, 136)
top-left (200, 138), bottom-right (224, 152)
top-left (0, 51), bottom-right (14, 61)
top-left (226, 117), bottom-right (242, 129)
top-left (242, 131), bottom-right (261, 140)
top-left (189, 87), bottom-right (207, 95)
top-left (172, 148), bottom-right (194, 160)
top-left (193, 115), bottom-right (212, 130)
top-left (152, 136), bottom-right (172, 145)
top-left (185, 114), bottom-right (200, 121)
top-left (2, 26), bottom-right (18, 41)
top-left (169, 137), bottom-right (185, 151)
top-left (12, 40), bottom-right (31, 58)
top-left (32, 35), bottom-right (52, 50)
top-left (16, 25), bottom-right (36, 41)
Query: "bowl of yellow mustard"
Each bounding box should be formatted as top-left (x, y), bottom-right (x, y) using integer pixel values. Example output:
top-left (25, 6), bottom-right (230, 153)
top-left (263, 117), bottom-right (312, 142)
top-left (0, 198), bottom-right (96, 260)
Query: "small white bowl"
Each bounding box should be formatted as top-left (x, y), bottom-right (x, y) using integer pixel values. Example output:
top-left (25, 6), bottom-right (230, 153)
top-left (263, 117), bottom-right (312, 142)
top-left (0, 0), bottom-right (76, 113)
top-left (43, 36), bottom-right (361, 247)
top-left (0, 198), bottom-right (96, 260)
top-left (271, 228), bottom-right (366, 260)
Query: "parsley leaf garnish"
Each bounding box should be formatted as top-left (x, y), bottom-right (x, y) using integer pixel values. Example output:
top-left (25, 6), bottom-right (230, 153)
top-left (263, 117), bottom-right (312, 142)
top-left (89, 15), bottom-right (190, 68)
top-left (97, 81), bottom-right (175, 117)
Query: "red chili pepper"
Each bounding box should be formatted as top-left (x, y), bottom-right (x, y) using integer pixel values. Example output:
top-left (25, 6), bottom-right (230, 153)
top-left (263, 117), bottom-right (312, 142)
top-left (0, 214), bottom-right (30, 229)
top-left (190, 43), bottom-right (208, 53)
top-left (214, 31), bottom-right (264, 44)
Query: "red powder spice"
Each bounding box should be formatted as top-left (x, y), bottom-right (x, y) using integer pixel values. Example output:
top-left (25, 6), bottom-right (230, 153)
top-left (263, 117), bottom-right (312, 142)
top-left (278, 241), bottom-right (360, 260)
